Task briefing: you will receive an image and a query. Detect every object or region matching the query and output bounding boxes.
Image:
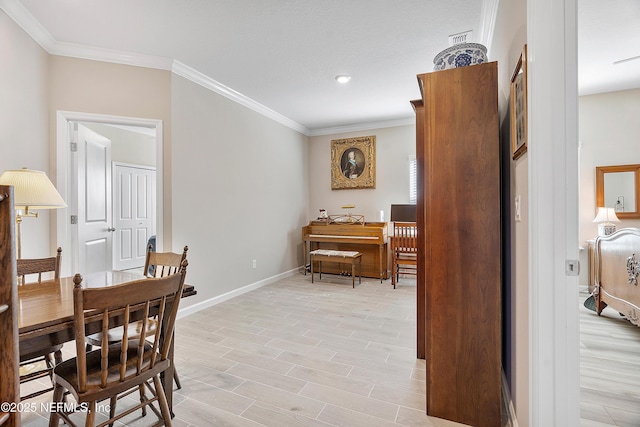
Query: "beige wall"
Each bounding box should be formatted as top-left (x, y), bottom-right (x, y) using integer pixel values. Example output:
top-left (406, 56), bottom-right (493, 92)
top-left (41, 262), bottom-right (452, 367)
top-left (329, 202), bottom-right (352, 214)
top-left (0, 10), bottom-right (52, 258)
top-left (308, 125), bottom-right (416, 222)
top-left (49, 56), bottom-right (172, 245)
top-left (170, 75), bottom-right (309, 305)
top-left (489, 0), bottom-right (528, 424)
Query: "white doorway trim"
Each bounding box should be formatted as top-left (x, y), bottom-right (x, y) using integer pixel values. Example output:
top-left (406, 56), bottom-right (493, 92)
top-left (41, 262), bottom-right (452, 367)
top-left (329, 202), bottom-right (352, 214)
top-left (55, 111), bottom-right (163, 277)
top-left (527, 0), bottom-right (580, 425)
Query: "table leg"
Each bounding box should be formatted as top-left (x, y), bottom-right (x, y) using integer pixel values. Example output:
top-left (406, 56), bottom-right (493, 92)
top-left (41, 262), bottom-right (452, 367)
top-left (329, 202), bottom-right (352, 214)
top-left (311, 255), bottom-right (314, 283)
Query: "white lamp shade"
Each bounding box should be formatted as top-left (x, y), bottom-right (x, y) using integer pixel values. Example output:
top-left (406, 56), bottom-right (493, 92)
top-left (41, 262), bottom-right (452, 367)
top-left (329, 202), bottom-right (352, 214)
top-left (0, 168), bottom-right (66, 209)
top-left (592, 207), bottom-right (620, 223)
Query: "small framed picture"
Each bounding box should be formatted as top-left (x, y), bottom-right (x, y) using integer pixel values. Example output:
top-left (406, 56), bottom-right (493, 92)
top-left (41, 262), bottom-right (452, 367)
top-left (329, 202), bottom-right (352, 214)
top-left (511, 45), bottom-right (528, 160)
top-left (330, 135), bottom-right (376, 190)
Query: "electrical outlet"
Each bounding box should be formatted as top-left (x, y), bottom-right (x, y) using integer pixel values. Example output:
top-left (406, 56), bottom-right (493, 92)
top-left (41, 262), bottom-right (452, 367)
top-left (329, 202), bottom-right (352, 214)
top-left (252, 259), bottom-right (256, 269)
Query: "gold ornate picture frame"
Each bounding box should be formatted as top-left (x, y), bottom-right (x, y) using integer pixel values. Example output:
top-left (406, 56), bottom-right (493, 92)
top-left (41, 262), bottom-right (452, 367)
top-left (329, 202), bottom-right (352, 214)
top-left (331, 135), bottom-right (376, 190)
top-left (510, 44), bottom-right (528, 160)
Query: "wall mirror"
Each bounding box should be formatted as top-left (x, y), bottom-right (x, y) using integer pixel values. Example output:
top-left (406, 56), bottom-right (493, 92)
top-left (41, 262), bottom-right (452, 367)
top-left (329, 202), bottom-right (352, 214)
top-left (596, 164), bottom-right (640, 219)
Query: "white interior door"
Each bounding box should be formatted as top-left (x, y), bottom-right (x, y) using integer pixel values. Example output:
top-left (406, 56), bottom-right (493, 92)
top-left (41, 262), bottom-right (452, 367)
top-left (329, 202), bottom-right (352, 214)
top-left (74, 123), bottom-right (113, 274)
top-left (113, 163), bottom-right (156, 270)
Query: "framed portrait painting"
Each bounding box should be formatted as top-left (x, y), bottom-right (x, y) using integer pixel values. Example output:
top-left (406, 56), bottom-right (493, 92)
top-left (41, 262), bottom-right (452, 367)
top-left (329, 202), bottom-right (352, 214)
top-left (511, 44), bottom-right (528, 160)
top-left (331, 135), bottom-right (376, 190)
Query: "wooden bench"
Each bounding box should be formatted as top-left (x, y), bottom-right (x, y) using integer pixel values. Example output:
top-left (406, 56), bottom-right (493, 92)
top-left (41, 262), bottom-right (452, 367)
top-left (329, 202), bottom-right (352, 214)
top-left (309, 249), bottom-right (363, 288)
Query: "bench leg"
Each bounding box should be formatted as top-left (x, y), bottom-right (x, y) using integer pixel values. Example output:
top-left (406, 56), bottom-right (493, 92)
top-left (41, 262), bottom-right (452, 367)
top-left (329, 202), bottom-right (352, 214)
top-left (311, 257), bottom-right (314, 283)
top-left (352, 261), bottom-right (355, 288)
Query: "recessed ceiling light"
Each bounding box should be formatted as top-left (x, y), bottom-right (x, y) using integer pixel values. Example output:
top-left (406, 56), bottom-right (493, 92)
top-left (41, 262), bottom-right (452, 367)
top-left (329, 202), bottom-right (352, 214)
top-left (335, 75), bottom-right (351, 84)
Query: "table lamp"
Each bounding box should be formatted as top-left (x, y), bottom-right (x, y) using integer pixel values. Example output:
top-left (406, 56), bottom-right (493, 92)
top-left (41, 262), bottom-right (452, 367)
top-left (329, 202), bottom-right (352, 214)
top-left (592, 207), bottom-right (620, 237)
top-left (0, 168), bottom-right (67, 258)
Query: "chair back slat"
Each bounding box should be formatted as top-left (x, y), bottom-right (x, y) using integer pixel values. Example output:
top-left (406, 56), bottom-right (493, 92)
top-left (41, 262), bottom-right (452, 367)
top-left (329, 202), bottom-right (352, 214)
top-left (149, 296), bottom-right (167, 367)
top-left (17, 247), bottom-right (62, 284)
top-left (119, 306), bottom-right (130, 380)
top-left (100, 310), bottom-right (110, 387)
top-left (72, 261), bottom-right (187, 394)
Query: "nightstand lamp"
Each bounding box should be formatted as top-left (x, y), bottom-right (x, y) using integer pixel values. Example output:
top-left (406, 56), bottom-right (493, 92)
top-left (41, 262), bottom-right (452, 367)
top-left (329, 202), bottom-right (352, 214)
top-left (593, 207), bottom-right (620, 237)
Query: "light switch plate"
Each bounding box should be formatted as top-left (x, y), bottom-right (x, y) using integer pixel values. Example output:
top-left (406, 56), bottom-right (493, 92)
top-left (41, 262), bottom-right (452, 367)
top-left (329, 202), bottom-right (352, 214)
top-left (515, 195), bottom-right (521, 222)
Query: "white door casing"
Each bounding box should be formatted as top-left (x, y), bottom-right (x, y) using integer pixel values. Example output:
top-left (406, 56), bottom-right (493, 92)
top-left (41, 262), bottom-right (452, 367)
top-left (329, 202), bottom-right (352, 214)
top-left (74, 123), bottom-right (113, 274)
top-left (113, 163), bottom-right (156, 271)
top-left (55, 111), bottom-right (163, 277)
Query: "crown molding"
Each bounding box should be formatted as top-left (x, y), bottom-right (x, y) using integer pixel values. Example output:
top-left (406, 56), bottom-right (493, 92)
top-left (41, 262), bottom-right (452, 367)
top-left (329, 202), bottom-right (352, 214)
top-left (479, 0), bottom-right (500, 54)
top-left (51, 42), bottom-right (174, 70)
top-left (308, 117), bottom-right (416, 137)
top-left (171, 61), bottom-right (310, 135)
top-left (0, 0), bottom-right (56, 50)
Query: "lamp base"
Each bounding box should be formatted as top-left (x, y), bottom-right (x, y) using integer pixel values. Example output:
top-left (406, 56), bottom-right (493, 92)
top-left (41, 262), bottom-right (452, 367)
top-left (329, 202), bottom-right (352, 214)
top-left (597, 223), bottom-right (616, 237)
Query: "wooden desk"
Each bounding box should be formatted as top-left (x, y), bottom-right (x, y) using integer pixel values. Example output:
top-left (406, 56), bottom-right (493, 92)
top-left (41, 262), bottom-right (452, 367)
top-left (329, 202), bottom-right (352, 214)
top-left (18, 271), bottom-right (196, 414)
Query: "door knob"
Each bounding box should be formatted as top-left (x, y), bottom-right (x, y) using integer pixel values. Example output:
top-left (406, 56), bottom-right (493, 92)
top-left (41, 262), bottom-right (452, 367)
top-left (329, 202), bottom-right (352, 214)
top-left (107, 227), bottom-right (116, 232)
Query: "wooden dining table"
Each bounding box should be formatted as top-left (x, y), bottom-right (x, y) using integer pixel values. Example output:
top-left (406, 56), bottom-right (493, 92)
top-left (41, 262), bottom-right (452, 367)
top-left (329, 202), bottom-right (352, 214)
top-left (18, 270), bottom-right (197, 416)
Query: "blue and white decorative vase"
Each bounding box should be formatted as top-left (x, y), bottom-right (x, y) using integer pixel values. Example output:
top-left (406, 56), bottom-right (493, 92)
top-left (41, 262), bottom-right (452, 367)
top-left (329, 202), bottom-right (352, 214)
top-left (433, 43), bottom-right (488, 71)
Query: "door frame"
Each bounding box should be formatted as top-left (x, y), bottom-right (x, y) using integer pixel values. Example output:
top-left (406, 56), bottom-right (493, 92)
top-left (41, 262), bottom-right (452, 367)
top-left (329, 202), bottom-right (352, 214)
top-left (527, 0), bottom-right (580, 424)
top-left (55, 111), bottom-right (163, 277)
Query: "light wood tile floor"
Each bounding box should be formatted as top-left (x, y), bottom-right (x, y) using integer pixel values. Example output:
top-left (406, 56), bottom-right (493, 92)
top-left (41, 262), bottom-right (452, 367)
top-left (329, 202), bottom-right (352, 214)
top-left (169, 274), bottom-right (470, 427)
top-left (20, 274), bottom-right (471, 427)
top-left (579, 287), bottom-right (640, 427)
top-left (19, 276), bottom-right (640, 426)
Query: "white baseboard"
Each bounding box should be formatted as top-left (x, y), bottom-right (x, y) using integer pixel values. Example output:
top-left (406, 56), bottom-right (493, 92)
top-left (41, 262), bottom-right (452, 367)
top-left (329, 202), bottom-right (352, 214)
top-left (177, 268), bottom-right (299, 319)
top-left (502, 370), bottom-right (519, 427)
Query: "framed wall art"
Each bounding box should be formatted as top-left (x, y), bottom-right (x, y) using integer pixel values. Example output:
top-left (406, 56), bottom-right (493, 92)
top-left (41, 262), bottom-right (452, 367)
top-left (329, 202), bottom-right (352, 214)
top-left (510, 44), bottom-right (528, 160)
top-left (331, 135), bottom-right (376, 190)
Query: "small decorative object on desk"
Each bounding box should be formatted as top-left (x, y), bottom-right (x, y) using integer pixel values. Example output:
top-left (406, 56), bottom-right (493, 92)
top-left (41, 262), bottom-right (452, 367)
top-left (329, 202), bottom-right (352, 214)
top-left (433, 43), bottom-right (487, 71)
top-left (318, 209), bottom-right (328, 221)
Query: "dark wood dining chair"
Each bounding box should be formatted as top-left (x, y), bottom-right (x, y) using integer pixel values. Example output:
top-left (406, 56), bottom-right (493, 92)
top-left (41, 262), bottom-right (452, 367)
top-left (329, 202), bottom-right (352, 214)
top-left (48, 261), bottom-right (187, 427)
top-left (83, 244), bottom-right (188, 424)
top-left (391, 222), bottom-right (418, 288)
top-left (144, 245), bottom-right (188, 279)
top-left (86, 245), bottom-right (188, 388)
top-left (17, 246), bottom-right (62, 284)
top-left (17, 247), bottom-right (64, 400)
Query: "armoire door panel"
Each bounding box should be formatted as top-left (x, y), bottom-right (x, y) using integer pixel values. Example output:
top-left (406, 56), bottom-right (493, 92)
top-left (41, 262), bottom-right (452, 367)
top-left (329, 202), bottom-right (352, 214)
top-left (416, 62), bottom-right (501, 427)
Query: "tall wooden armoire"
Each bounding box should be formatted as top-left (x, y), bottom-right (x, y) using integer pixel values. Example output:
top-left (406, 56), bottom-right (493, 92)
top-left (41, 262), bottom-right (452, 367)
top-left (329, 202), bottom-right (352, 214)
top-left (414, 62), bottom-right (501, 427)
top-left (0, 186), bottom-right (20, 427)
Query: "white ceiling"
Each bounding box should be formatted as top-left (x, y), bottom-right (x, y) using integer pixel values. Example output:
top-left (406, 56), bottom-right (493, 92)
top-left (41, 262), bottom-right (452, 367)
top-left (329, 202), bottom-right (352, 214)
top-left (3, 0), bottom-right (639, 135)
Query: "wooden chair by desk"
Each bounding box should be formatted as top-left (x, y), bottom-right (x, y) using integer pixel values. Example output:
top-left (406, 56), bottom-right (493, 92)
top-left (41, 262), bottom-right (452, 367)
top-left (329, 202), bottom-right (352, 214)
top-left (390, 222), bottom-right (417, 289)
top-left (48, 262), bottom-right (187, 427)
top-left (16, 247), bottom-right (64, 401)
